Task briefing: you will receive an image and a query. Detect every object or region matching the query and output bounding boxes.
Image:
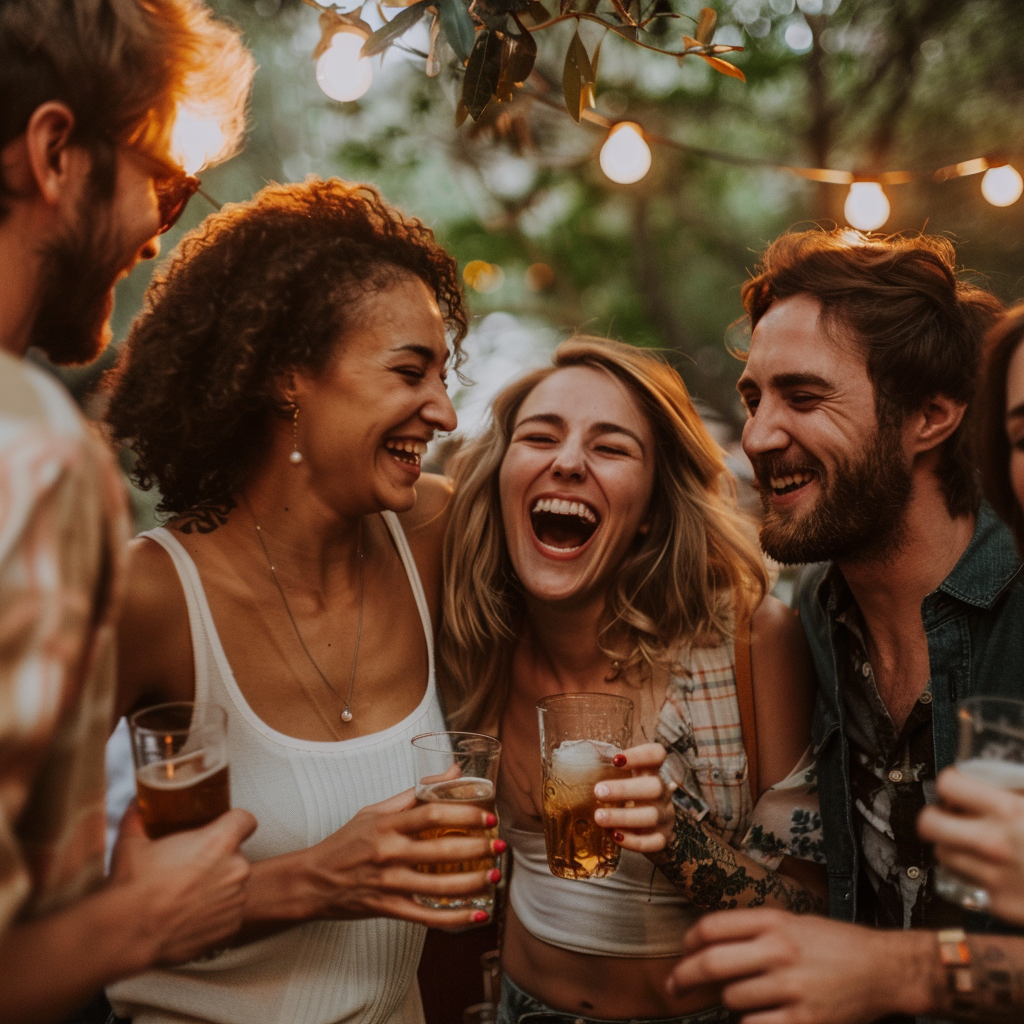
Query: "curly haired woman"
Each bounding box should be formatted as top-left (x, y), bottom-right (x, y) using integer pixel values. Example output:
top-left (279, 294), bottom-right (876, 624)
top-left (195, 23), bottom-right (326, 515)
top-left (103, 179), bottom-right (502, 1024)
top-left (440, 338), bottom-right (827, 1024)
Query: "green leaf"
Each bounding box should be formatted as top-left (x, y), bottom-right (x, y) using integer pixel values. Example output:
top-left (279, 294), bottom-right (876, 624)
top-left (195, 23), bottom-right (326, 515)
top-left (438, 0), bottom-right (476, 62)
top-left (361, 0), bottom-right (431, 57)
top-left (462, 28), bottom-right (503, 120)
top-left (562, 29), bottom-right (593, 123)
top-left (695, 6), bottom-right (716, 45)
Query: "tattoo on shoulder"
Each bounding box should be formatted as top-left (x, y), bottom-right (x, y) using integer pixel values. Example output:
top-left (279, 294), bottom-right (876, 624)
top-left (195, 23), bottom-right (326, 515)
top-left (656, 807), bottom-right (824, 915)
top-left (175, 499), bottom-right (237, 534)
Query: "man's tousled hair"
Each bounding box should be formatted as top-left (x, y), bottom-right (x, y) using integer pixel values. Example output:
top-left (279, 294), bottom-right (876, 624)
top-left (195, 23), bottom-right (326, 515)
top-left (741, 229), bottom-right (1004, 518)
top-left (0, 0), bottom-right (254, 218)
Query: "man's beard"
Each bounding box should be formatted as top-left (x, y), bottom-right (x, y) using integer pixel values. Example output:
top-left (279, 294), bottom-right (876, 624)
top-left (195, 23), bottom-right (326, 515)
top-left (752, 415), bottom-right (912, 566)
top-left (31, 201), bottom-right (126, 366)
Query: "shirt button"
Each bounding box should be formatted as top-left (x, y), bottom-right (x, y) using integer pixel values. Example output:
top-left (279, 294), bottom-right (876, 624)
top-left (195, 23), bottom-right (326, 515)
top-left (919, 691), bottom-right (933, 704)
top-left (888, 769), bottom-right (904, 783)
top-left (862, 662), bottom-right (871, 677)
top-left (906, 866), bottom-right (921, 880)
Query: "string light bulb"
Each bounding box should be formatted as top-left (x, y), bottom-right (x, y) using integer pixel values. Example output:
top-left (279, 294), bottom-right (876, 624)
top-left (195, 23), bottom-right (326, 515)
top-left (599, 123), bottom-right (652, 185)
top-left (981, 164), bottom-right (1024, 207)
top-left (316, 30), bottom-right (373, 103)
top-left (844, 181), bottom-right (890, 231)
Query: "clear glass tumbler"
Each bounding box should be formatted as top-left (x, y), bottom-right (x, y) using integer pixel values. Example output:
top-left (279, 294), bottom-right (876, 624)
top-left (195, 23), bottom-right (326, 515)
top-left (934, 696), bottom-right (1024, 910)
top-left (537, 692), bottom-right (634, 880)
top-left (411, 731), bottom-right (502, 911)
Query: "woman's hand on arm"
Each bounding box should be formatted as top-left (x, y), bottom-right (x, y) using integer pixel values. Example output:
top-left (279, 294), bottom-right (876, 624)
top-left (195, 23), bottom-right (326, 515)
top-left (241, 787), bottom-right (504, 933)
top-left (918, 767), bottom-right (1024, 926)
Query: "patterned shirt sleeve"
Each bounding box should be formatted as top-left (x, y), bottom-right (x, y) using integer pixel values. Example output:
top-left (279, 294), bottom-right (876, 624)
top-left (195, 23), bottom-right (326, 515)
top-left (0, 360), bottom-right (124, 933)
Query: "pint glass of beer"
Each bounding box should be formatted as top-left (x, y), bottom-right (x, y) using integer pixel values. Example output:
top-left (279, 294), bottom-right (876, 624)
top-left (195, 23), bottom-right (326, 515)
top-left (537, 693), bottom-right (633, 880)
top-left (411, 731), bottom-right (501, 910)
top-left (128, 702), bottom-right (230, 839)
top-left (935, 696), bottom-right (1024, 909)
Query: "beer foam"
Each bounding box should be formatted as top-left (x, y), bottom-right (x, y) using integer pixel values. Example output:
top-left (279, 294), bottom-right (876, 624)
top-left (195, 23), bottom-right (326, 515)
top-left (550, 739), bottom-right (620, 783)
top-left (958, 757), bottom-right (1024, 790)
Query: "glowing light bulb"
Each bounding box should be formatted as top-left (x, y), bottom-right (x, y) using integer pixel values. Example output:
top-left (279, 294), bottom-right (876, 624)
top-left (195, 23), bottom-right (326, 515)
top-left (599, 123), bottom-right (652, 185)
top-left (171, 107), bottom-right (227, 175)
top-left (844, 182), bottom-right (890, 231)
top-left (981, 165), bottom-right (1024, 207)
top-left (316, 32), bottom-right (373, 103)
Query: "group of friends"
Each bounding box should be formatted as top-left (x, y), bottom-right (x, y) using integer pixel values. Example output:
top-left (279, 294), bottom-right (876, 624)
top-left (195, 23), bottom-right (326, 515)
top-left (4, 3), bottom-right (1024, 1024)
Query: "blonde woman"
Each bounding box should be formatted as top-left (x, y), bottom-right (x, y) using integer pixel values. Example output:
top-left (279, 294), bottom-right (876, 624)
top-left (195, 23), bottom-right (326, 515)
top-left (440, 338), bottom-right (826, 1024)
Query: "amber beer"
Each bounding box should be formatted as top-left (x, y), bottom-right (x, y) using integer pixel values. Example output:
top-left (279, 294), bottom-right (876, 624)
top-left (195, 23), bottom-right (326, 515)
top-left (136, 756), bottom-right (231, 839)
top-left (415, 777), bottom-right (498, 878)
top-left (410, 731), bottom-right (501, 910)
top-left (541, 739), bottom-right (627, 879)
top-left (129, 702), bottom-right (230, 839)
top-left (537, 693), bottom-right (633, 881)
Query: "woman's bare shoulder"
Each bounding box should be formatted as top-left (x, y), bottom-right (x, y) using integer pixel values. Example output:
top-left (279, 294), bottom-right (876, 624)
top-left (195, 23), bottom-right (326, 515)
top-left (117, 535), bottom-right (194, 717)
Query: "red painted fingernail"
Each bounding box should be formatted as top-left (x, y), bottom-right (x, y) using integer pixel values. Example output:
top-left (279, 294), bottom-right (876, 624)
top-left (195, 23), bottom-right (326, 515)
top-left (485, 813), bottom-right (498, 827)
top-left (473, 910), bottom-right (489, 923)
top-left (613, 754), bottom-right (627, 768)
top-left (613, 831), bottom-right (624, 844)
top-left (492, 839), bottom-right (507, 854)
top-left (488, 868), bottom-right (502, 883)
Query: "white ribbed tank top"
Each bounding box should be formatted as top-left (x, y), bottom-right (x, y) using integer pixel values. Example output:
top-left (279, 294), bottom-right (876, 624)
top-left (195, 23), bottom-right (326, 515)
top-left (108, 512), bottom-right (447, 1024)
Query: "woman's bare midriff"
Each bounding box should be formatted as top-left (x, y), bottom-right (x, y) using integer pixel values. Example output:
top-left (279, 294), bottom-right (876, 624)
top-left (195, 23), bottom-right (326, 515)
top-left (502, 903), bottom-right (722, 1020)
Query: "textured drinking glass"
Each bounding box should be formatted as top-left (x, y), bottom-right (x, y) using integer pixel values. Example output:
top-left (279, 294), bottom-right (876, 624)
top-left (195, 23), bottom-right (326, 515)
top-left (128, 702), bottom-right (230, 839)
top-left (411, 731), bottom-right (502, 910)
top-left (537, 693), bottom-right (634, 879)
top-left (934, 696), bottom-right (1024, 910)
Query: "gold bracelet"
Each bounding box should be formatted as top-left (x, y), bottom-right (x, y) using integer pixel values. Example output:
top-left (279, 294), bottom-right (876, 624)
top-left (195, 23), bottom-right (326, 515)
top-left (938, 928), bottom-right (974, 1007)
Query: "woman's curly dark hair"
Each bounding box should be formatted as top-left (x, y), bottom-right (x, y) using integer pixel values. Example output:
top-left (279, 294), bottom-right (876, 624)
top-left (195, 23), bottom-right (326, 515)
top-left (104, 178), bottom-right (468, 517)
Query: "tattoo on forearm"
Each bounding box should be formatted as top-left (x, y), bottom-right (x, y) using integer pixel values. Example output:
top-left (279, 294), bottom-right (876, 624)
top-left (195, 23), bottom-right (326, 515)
top-left (936, 938), bottom-right (1024, 1023)
top-left (176, 499), bottom-right (236, 534)
top-left (654, 809), bottom-right (824, 914)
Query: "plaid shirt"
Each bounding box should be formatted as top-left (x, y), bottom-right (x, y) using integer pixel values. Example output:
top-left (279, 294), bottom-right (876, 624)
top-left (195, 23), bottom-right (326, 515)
top-left (0, 352), bottom-right (129, 933)
top-left (657, 638), bottom-right (823, 863)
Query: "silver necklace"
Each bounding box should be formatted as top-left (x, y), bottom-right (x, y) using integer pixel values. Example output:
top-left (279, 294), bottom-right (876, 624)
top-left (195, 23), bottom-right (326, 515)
top-left (248, 503), bottom-right (364, 725)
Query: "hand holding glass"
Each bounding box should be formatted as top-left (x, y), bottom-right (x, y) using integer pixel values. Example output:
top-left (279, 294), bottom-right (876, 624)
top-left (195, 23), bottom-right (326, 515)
top-left (411, 731), bottom-right (501, 911)
top-left (933, 697), bottom-right (1024, 910)
top-left (129, 702), bottom-right (231, 839)
top-left (537, 693), bottom-right (633, 879)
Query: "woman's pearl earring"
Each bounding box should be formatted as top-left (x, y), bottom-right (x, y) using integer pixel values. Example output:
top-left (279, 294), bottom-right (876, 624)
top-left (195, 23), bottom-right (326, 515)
top-left (289, 405), bottom-right (303, 465)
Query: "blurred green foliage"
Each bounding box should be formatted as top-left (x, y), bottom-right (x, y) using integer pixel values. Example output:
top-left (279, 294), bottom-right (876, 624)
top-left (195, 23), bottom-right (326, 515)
top-left (80, 0), bottom-right (1024, 435)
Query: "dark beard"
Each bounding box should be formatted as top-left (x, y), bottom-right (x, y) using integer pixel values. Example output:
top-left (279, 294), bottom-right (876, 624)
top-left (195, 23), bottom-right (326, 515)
top-left (31, 202), bottom-right (125, 366)
top-left (752, 416), bottom-right (912, 565)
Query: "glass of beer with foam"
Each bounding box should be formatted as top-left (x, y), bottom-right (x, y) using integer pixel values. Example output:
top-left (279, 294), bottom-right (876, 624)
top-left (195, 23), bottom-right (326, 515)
top-left (935, 696), bottom-right (1024, 909)
top-left (537, 693), bottom-right (633, 880)
top-left (129, 702), bottom-right (230, 839)
top-left (411, 731), bottom-right (502, 910)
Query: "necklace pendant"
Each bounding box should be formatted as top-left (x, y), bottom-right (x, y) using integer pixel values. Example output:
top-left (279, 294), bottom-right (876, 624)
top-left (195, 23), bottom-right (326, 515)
top-left (341, 706), bottom-right (353, 723)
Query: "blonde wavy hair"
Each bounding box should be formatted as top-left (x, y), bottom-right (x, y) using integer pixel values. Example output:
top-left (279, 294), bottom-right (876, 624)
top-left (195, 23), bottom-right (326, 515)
top-left (440, 336), bottom-right (768, 731)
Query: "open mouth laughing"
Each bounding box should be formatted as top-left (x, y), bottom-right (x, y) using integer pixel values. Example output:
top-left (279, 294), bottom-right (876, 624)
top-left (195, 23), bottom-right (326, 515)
top-left (385, 438), bottom-right (428, 467)
top-left (769, 469), bottom-right (816, 497)
top-left (529, 497), bottom-right (600, 553)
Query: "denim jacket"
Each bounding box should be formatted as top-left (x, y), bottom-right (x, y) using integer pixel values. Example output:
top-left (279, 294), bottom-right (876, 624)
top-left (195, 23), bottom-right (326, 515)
top-left (798, 503), bottom-right (1024, 923)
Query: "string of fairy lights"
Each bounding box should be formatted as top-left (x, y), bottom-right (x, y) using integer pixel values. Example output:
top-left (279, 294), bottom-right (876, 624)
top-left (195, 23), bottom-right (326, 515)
top-left (301, 0), bottom-right (1024, 233)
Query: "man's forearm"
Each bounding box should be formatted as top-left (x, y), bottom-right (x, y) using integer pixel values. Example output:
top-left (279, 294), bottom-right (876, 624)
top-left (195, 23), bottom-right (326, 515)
top-left (653, 808), bottom-right (825, 914)
top-left (0, 883), bottom-right (156, 1024)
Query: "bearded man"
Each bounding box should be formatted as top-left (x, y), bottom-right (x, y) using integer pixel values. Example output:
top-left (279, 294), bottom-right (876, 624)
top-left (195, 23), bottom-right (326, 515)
top-left (669, 230), bottom-right (1024, 1023)
top-left (0, 3), bottom-right (258, 1021)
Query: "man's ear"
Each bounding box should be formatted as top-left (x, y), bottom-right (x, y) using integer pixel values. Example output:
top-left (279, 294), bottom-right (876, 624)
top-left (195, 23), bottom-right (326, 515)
top-left (909, 394), bottom-right (966, 455)
top-left (22, 101), bottom-right (81, 206)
